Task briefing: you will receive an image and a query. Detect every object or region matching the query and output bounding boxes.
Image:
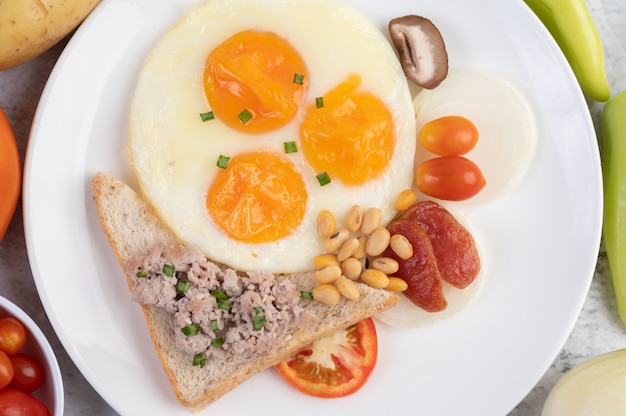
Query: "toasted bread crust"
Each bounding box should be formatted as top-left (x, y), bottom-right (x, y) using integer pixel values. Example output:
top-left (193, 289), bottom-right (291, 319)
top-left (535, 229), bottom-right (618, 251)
top-left (92, 172), bottom-right (399, 411)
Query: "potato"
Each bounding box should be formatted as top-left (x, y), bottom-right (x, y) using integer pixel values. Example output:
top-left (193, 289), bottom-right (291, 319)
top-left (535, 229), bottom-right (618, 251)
top-left (0, 0), bottom-right (102, 71)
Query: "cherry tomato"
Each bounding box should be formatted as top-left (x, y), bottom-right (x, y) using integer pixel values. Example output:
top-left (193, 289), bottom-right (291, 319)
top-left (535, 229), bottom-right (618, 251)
top-left (0, 108), bottom-right (21, 241)
top-left (420, 115), bottom-right (479, 156)
top-left (275, 317), bottom-right (378, 398)
top-left (9, 354), bottom-right (44, 393)
top-left (0, 317), bottom-right (27, 355)
top-left (416, 155), bottom-right (486, 201)
top-left (0, 388), bottom-right (50, 416)
top-left (0, 350), bottom-right (14, 389)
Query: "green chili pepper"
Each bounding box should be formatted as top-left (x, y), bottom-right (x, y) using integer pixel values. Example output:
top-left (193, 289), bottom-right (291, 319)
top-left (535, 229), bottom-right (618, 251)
top-left (524, 0), bottom-right (610, 102)
top-left (602, 90), bottom-right (626, 325)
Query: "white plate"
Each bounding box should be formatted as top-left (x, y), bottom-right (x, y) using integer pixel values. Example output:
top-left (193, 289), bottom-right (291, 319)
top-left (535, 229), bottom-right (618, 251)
top-left (23, 0), bottom-right (602, 415)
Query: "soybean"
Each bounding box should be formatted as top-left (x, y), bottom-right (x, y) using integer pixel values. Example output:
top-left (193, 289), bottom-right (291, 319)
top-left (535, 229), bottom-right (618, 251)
top-left (371, 257), bottom-right (399, 275)
top-left (390, 233), bottom-right (413, 259)
top-left (345, 205), bottom-right (364, 232)
top-left (337, 237), bottom-right (360, 262)
top-left (313, 284), bottom-right (341, 306)
top-left (341, 257), bottom-right (363, 280)
top-left (325, 229), bottom-right (350, 252)
top-left (314, 265), bottom-right (342, 284)
top-left (386, 277), bottom-right (409, 292)
top-left (395, 189), bottom-right (417, 211)
top-left (313, 253), bottom-right (340, 269)
top-left (366, 227), bottom-right (391, 256)
top-left (361, 207), bottom-right (382, 235)
top-left (360, 268), bottom-right (389, 289)
top-left (317, 210), bottom-right (336, 239)
top-left (336, 277), bottom-right (360, 300)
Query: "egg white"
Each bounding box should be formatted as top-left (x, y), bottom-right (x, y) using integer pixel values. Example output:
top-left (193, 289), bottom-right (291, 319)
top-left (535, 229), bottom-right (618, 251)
top-left (412, 69), bottom-right (537, 203)
top-left (127, 0), bottom-right (416, 273)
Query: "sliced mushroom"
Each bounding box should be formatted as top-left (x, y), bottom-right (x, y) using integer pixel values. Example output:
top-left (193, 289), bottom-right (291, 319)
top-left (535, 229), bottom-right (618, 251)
top-left (389, 15), bottom-right (448, 89)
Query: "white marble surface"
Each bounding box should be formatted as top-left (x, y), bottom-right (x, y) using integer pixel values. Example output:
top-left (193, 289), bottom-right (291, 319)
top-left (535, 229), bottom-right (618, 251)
top-left (0, 0), bottom-right (625, 414)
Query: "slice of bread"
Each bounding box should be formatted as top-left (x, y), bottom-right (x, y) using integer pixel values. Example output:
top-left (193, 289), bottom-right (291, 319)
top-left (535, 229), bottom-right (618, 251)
top-left (91, 172), bottom-right (399, 412)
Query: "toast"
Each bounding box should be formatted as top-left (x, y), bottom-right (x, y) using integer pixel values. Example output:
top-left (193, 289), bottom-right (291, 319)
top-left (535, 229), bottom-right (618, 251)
top-left (91, 172), bottom-right (399, 412)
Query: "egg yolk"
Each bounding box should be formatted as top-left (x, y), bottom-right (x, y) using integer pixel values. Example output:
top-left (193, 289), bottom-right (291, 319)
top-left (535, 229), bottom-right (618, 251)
top-left (204, 30), bottom-right (308, 134)
top-left (299, 74), bottom-right (394, 185)
top-left (206, 151), bottom-right (307, 244)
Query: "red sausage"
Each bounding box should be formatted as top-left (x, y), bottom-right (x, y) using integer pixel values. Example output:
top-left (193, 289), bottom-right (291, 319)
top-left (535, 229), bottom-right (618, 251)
top-left (383, 219), bottom-right (447, 312)
top-left (401, 201), bottom-right (480, 289)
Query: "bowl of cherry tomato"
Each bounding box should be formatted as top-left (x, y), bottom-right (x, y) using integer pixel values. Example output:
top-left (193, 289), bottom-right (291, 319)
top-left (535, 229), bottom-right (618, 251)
top-left (0, 296), bottom-right (63, 415)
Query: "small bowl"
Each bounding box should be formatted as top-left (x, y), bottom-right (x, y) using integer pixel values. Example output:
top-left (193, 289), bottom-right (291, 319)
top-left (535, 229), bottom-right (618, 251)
top-left (0, 296), bottom-right (64, 415)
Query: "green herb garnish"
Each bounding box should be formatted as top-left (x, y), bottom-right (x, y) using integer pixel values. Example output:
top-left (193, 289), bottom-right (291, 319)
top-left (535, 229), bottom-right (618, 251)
top-left (211, 337), bottom-right (225, 348)
top-left (252, 307), bottom-right (267, 331)
top-left (210, 290), bottom-right (229, 300)
top-left (162, 264), bottom-right (175, 277)
top-left (216, 154), bottom-right (231, 169)
top-left (177, 280), bottom-right (190, 293)
top-left (300, 290), bottom-right (313, 300)
top-left (238, 109), bottom-right (253, 124)
top-left (181, 324), bottom-right (199, 336)
top-left (193, 353), bottom-right (208, 368)
top-left (211, 319), bottom-right (219, 332)
top-left (293, 73), bottom-right (305, 85)
top-left (315, 97), bottom-right (324, 108)
top-left (200, 111), bottom-right (215, 122)
top-left (283, 141), bottom-right (298, 154)
top-left (136, 270), bottom-right (147, 278)
top-left (316, 172), bottom-right (331, 186)
top-left (218, 299), bottom-right (231, 312)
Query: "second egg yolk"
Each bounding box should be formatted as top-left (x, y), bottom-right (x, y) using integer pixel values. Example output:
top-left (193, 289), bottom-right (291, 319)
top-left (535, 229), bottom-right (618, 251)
top-left (204, 30), bottom-right (308, 134)
top-left (206, 151), bottom-right (308, 244)
top-left (299, 74), bottom-right (394, 186)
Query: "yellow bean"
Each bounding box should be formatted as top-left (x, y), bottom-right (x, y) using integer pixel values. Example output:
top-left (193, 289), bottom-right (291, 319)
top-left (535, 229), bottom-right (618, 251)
top-left (395, 189), bottom-right (417, 211)
top-left (337, 237), bottom-right (360, 262)
top-left (371, 257), bottom-right (399, 274)
top-left (313, 253), bottom-right (340, 269)
top-left (325, 229), bottom-right (350, 252)
top-left (361, 207), bottom-right (382, 235)
top-left (386, 277), bottom-right (408, 292)
top-left (360, 268), bottom-right (389, 289)
top-left (341, 257), bottom-right (363, 280)
top-left (313, 284), bottom-right (341, 306)
top-left (353, 235), bottom-right (368, 259)
top-left (390, 234), bottom-right (413, 259)
top-left (314, 265), bottom-right (342, 284)
top-left (316, 210), bottom-right (336, 239)
top-left (345, 204), bottom-right (364, 232)
top-left (366, 227), bottom-right (391, 256)
top-left (336, 277), bottom-right (360, 300)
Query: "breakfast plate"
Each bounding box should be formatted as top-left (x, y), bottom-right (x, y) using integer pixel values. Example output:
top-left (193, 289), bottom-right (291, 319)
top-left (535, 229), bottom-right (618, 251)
top-left (23, 0), bottom-right (602, 415)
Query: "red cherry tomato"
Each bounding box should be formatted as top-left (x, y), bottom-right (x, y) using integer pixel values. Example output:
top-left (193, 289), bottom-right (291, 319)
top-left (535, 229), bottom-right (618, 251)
top-left (0, 388), bottom-right (50, 416)
top-left (275, 317), bottom-right (378, 398)
top-left (0, 351), bottom-right (14, 389)
top-left (420, 115), bottom-right (479, 156)
top-left (416, 155), bottom-right (486, 201)
top-left (0, 317), bottom-right (27, 355)
top-left (9, 354), bottom-right (45, 393)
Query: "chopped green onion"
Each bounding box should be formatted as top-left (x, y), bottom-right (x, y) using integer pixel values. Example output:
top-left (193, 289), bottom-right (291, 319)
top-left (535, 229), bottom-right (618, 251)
top-left (211, 337), bottom-right (225, 348)
top-left (200, 111), bottom-right (215, 122)
top-left (283, 141), bottom-right (298, 154)
top-left (181, 324), bottom-right (199, 336)
top-left (253, 306), bottom-right (263, 315)
top-left (315, 97), bottom-right (324, 108)
top-left (300, 290), bottom-right (313, 300)
top-left (177, 280), bottom-right (190, 293)
top-left (136, 270), bottom-right (147, 278)
top-left (293, 73), bottom-right (305, 85)
top-left (210, 289), bottom-right (229, 300)
top-left (218, 299), bottom-right (231, 311)
top-left (216, 154), bottom-right (231, 169)
top-left (238, 109), bottom-right (253, 124)
top-left (252, 308), bottom-right (267, 331)
top-left (316, 172), bottom-right (331, 186)
top-left (211, 319), bottom-right (219, 332)
top-left (193, 353), bottom-right (208, 368)
top-left (162, 264), bottom-right (175, 277)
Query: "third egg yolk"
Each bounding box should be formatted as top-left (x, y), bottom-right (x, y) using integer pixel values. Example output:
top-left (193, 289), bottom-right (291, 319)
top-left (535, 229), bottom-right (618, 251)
top-left (299, 74), bottom-right (394, 185)
top-left (206, 151), bottom-right (308, 244)
top-left (204, 30), bottom-right (308, 134)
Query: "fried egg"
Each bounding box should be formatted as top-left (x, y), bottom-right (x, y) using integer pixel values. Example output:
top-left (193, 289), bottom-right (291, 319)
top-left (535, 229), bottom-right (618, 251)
top-left (127, 0), bottom-right (416, 273)
top-left (412, 70), bottom-right (537, 203)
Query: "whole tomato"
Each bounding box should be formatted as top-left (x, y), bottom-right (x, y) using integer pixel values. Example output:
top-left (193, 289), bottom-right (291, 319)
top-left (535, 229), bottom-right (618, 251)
top-left (420, 115), bottom-right (479, 156)
top-left (0, 350), bottom-right (14, 389)
top-left (9, 353), bottom-right (45, 393)
top-left (0, 317), bottom-right (27, 355)
top-left (0, 388), bottom-right (50, 416)
top-left (416, 155), bottom-right (486, 201)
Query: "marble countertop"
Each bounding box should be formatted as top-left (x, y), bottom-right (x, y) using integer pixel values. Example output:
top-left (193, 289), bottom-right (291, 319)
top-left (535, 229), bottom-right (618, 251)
top-left (1, 0), bottom-right (625, 414)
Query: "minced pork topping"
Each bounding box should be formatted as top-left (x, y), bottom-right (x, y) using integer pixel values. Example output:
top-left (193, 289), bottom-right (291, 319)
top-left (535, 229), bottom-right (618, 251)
top-left (124, 243), bottom-right (314, 364)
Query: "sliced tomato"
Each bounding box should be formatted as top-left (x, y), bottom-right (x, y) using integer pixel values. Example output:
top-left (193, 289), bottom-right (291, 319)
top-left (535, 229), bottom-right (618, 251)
top-left (275, 317), bottom-right (377, 398)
